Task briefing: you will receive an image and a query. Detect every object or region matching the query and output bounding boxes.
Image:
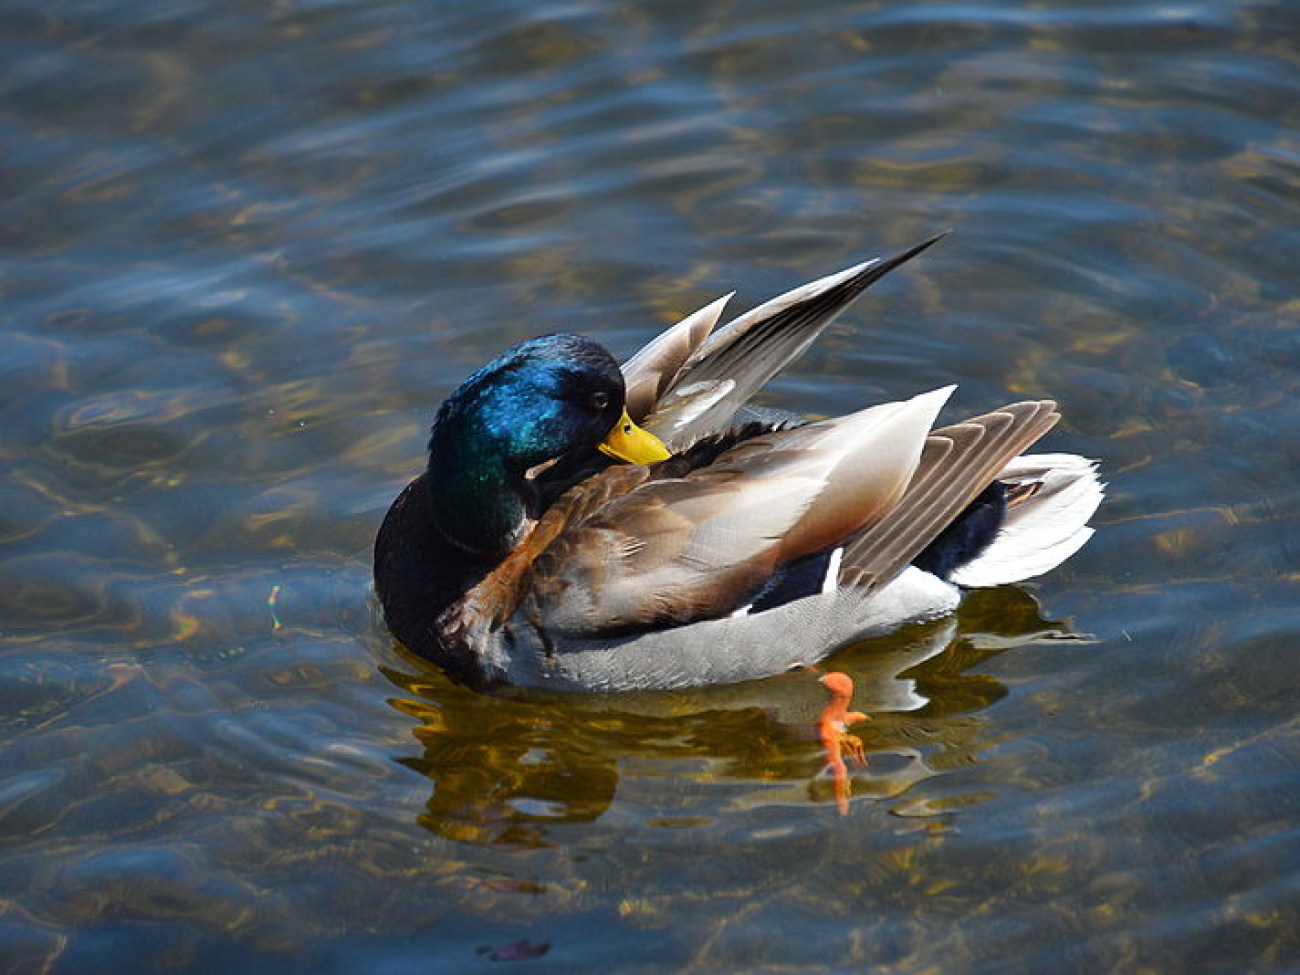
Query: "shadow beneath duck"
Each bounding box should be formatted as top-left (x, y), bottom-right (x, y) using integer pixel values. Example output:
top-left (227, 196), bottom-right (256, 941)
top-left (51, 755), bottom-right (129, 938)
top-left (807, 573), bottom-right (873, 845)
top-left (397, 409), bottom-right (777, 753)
top-left (374, 585), bottom-right (1085, 844)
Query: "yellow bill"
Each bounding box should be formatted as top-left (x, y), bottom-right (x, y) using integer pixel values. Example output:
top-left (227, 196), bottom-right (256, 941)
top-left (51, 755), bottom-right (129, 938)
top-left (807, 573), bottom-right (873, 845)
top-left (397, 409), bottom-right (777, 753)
top-left (598, 409), bottom-right (671, 464)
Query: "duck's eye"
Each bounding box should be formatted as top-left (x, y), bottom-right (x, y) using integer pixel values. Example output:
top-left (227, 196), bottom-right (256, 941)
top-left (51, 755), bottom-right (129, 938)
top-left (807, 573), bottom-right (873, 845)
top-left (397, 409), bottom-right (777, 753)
top-left (589, 391), bottom-right (611, 411)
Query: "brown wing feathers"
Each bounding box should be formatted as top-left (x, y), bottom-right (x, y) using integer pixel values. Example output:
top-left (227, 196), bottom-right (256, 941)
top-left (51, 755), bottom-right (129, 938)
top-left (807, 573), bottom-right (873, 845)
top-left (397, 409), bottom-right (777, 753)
top-left (681, 235), bottom-right (947, 393)
top-left (838, 400), bottom-right (1061, 592)
top-left (446, 464), bottom-right (653, 635)
top-left (621, 295), bottom-right (728, 422)
top-left (628, 235), bottom-right (947, 448)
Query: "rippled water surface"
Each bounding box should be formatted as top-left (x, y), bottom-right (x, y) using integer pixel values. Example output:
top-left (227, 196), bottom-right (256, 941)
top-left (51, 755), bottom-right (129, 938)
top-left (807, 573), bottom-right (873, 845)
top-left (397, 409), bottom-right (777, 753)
top-left (3, 0), bottom-right (1299, 972)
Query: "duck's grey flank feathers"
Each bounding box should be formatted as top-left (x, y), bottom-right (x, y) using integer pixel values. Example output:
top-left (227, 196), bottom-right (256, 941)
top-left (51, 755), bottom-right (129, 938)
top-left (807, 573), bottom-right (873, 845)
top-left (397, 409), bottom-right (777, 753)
top-left (633, 234), bottom-right (946, 449)
top-left (494, 574), bottom-right (961, 692)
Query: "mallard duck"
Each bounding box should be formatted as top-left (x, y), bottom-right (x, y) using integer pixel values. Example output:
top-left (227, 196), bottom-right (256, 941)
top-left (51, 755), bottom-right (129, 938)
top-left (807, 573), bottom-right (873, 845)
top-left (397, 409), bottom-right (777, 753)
top-left (375, 236), bottom-right (1103, 692)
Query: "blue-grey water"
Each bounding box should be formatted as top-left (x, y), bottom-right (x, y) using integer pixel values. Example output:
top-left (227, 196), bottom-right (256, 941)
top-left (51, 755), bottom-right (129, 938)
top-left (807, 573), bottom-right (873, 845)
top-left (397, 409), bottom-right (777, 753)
top-left (2, 0), bottom-right (1299, 972)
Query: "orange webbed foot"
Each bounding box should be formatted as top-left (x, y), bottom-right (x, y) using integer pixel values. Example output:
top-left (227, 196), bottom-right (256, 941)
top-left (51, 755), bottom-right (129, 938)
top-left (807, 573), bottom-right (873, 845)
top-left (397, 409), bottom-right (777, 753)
top-left (817, 672), bottom-right (870, 815)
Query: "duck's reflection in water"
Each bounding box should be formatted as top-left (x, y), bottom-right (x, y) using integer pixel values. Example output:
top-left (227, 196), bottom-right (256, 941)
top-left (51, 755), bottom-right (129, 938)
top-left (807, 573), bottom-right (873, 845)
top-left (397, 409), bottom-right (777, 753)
top-left (381, 586), bottom-right (1082, 844)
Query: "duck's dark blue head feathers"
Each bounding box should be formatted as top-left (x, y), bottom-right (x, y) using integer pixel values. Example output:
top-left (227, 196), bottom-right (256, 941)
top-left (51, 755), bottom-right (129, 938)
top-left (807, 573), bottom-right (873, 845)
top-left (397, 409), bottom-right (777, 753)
top-left (431, 333), bottom-right (625, 469)
top-left (426, 334), bottom-right (627, 555)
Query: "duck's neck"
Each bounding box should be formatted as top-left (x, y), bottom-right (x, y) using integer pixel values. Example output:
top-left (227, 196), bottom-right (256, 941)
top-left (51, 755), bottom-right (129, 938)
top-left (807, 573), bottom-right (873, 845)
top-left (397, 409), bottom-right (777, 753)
top-left (425, 433), bottom-right (536, 561)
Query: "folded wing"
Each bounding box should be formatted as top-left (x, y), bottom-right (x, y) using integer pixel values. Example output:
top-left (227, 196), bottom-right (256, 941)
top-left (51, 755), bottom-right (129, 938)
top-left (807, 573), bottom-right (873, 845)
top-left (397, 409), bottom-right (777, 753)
top-left (524, 387), bottom-right (954, 634)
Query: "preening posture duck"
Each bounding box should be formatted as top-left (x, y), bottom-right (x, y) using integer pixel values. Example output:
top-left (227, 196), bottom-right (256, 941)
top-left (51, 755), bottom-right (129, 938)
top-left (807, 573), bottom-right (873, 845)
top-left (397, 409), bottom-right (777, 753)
top-left (374, 236), bottom-right (1103, 692)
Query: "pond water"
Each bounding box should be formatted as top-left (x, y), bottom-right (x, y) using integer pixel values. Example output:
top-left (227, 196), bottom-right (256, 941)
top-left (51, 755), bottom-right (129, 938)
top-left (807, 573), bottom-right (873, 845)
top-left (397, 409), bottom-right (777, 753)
top-left (3, 0), bottom-right (1299, 972)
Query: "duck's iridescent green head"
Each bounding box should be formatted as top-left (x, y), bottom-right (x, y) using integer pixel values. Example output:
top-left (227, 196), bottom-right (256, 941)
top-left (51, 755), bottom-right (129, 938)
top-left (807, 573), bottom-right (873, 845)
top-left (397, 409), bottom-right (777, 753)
top-left (426, 333), bottom-right (668, 557)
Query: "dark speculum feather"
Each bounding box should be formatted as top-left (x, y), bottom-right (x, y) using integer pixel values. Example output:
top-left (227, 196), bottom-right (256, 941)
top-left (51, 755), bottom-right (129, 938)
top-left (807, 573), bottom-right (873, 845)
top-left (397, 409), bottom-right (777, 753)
top-left (660, 421), bottom-right (781, 474)
top-left (748, 548), bottom-right (838, 614)
top-left (912, 481), bottom-right (1008, 580)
